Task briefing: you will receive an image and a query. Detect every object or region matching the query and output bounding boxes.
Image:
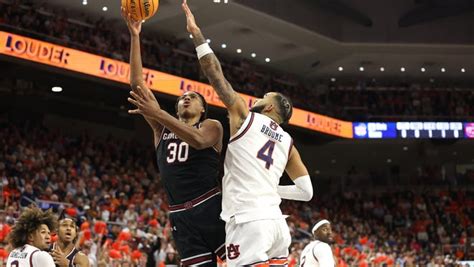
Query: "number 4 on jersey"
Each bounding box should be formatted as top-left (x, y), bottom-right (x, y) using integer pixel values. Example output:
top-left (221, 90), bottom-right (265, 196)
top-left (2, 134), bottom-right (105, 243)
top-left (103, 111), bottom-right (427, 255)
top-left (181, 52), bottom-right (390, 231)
top-left (257, 140), bottom-right (275, 169)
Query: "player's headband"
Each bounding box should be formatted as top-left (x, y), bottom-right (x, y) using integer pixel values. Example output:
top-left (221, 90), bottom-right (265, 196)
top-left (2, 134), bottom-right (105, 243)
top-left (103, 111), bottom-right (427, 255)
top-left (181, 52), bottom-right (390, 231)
top-left (312, 219), bottom-right (330, 234)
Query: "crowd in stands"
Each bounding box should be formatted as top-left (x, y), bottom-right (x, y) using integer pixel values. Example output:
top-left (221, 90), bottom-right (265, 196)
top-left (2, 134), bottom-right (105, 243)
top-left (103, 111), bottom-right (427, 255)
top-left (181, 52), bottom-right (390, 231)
top-left (0, 119), bottom-right (173, 266)
top-left (1, 0), bottom-right (474, 265)
top-left (1, 0), bottom-right (474, 121)
top-left (1, 118), bottom-right (473, 266)
top-left (285, 189), bottom-right (474, 266)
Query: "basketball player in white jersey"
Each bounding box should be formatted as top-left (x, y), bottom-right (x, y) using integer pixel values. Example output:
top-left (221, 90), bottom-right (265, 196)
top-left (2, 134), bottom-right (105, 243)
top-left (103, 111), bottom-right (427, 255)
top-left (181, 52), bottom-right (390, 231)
top-left (182, 1), bottom-right (313, 265)
top-left (300, 220), bottom-right (335, 267)
top-left (6, 207), bottom-right (57, 267)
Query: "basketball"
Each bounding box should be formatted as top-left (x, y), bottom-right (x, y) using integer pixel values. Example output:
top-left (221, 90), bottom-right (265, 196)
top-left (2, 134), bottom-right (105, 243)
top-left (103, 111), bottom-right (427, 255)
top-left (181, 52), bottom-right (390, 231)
top-left (121, 0), bottom-right (159, 21)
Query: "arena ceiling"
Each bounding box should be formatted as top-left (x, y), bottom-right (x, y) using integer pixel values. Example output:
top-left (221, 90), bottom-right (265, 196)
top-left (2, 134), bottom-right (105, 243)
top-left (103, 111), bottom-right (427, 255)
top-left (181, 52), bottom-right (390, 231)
top-left (48, 0), bottom-right (474, 81)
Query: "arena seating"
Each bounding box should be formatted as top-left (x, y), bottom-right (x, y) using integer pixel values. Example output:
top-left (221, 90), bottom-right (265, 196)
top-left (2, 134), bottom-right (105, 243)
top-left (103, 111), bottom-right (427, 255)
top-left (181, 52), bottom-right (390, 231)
top-left (1, 0), bottom-right (473, 122)
top-left (1, 119), bottom-right (472, 266)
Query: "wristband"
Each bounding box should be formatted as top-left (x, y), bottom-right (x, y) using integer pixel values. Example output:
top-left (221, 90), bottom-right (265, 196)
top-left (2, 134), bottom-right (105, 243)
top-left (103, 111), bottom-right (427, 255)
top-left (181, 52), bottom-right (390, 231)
top-left (196, 43), bottom-right (214, 59)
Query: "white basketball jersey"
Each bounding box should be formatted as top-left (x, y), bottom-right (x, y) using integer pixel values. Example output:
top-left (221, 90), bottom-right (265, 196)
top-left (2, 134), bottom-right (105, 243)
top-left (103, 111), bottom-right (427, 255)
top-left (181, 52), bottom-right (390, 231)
top-left (7, 244), bottom-right (55, 267)
top-left (221, 112), bottom-right (293, 223)
top-left (300, 241), bottom-right (335, 267)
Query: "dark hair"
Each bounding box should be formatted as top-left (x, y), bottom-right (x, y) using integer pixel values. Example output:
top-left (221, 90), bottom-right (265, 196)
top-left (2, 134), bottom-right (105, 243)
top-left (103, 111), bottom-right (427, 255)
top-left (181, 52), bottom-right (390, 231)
top-left (175, 91), bottom-right (208, 122)
top-left (7, 207), bottom-right (58, 248)
top-left (274, 93), bottom-right (293, 125)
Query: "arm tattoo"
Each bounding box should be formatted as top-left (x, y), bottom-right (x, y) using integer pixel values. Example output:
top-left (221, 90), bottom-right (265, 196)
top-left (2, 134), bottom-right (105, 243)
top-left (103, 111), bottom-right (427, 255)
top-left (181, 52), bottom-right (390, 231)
top-left (191, 31), bottom-right (206, 47)
top-left (192, 30), bottom-right (236, 107)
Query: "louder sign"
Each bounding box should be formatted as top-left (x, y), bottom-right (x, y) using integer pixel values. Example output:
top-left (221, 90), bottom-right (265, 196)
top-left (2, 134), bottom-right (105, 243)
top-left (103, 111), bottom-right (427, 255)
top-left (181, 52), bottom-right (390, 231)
top-left (3, 32), bottom-right (71, 65)
top-left (0, 31), bottom-right (353, 138)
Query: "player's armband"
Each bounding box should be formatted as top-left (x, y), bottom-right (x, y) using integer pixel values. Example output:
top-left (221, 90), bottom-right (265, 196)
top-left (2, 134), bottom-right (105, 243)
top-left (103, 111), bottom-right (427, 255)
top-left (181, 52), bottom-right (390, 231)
top-left (277, 175), bottom-right (313, 201)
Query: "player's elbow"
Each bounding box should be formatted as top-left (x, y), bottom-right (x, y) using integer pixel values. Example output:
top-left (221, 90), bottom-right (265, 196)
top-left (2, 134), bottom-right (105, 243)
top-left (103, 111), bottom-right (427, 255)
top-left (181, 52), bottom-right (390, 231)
top-left (191, 142), bottom-right (206, 150)
top-left (189, 136), bottom-right (208, 150)
top-left (301, 187), bottom-right (313, 201)
top-left (296, 175), bottom-right (313, 201)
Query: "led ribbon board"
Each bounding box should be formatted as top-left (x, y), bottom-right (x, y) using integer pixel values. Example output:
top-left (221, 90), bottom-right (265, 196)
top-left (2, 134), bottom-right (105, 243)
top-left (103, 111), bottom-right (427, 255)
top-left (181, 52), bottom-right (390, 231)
top-left (354, 122), bottom-right (470, 139)
top-left (0, 31), bottom-right (353, 138)
top-left (2, 31), bottom-right (471, 140)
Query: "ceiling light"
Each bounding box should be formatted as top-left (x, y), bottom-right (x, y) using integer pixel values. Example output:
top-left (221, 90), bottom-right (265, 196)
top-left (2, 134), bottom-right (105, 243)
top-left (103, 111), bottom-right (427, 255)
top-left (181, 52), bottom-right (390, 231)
top-left (102, 6), bottom-right (108, 11)
top-left (82, 1), bottom-right (87, 5)
top-left (330, 78), bottom-right (336, 82)
top-left (338, 66), bottom-right (343, 71)
top-left (400, 67), bottom-right (406, 72)
top-left (380, 67), bottom-right (385, 72)
top-left (236, 48), bottom-right (242, 53)
top-left (421, 67), bottom-right (426, 72)
top-left (441, 67), bottom-right (446, 72)
top-left (359, 66), bottom-right (364, 72)
top-left (265, 58), bottom-right (271, 63)
top-left (387, 158), bottom-right (392, 163)
top-left (221, 44), bottom-right (227, 48)
top-left (52, 86), bottom-right (62, 92)
top-left (461, 68), bottom-right (466, 73)
top-left (251, 53), bottom-right (256, 58)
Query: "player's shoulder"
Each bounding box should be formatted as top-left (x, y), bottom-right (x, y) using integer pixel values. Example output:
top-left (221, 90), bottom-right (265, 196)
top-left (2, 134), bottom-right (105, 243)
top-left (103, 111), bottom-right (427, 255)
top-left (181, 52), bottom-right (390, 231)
top-left (75, 251), bottom-right (90, 264)
top-left (201, 119), bottom-right (224, 133)
top-left (313, 241), bottom-right (332, 252)
top-left (33, 250), bottom-right (52, 259)
top-left (201, 118), bottom-right (222, 127)
top-left (32, 250), bottom-right (55, 266)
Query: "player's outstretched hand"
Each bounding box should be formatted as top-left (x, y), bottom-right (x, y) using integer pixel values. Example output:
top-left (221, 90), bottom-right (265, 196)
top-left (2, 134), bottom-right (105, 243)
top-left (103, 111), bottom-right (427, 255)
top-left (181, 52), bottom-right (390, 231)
top-left (182, 0), bottom-right (200, 34)
top-left (128, 85), bottom-right (161, 117)
top-left (121, 7), bottom-right (142, 36)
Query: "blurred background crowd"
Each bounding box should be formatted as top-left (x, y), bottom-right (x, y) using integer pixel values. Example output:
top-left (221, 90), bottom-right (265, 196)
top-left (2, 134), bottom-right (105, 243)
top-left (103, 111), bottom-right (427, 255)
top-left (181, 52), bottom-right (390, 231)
top-left (1, 0), bottom-right (474, 266)
top-left (1, 118), bottom-right (473, 266)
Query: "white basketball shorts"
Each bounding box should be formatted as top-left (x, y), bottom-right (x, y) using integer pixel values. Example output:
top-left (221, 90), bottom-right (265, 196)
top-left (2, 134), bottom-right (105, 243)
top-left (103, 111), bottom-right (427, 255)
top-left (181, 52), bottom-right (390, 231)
top-left (225, 217), bottom-right (291, 266)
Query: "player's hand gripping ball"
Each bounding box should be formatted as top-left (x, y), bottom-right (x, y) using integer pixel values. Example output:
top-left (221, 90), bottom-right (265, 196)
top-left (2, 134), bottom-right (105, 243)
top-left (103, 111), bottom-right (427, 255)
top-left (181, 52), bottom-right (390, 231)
top-left (121, 0), bottom-right (159, 21)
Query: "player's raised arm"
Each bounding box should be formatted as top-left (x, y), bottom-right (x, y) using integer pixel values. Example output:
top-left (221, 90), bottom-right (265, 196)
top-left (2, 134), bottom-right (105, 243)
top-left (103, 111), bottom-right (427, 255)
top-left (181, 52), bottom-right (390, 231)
top-left (122, 7), bottom-right (163, 147)
top-left (122, 7), bottom-right (145, 91)
top-left (181, 0), bottom-right (248, 121)
top-left (279, 145), bottom-right (313, 201)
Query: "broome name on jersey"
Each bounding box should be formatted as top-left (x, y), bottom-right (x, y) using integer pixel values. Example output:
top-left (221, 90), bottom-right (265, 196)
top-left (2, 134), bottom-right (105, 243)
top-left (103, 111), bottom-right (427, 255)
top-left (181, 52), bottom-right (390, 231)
top-left (261, 123), bottom-right (284, 142)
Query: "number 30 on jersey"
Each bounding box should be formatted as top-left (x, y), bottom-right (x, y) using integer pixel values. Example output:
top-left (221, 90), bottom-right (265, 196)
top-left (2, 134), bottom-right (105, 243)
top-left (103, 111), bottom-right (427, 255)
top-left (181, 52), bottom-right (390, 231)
top-left (167, 142), bottom-right (189, 163)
